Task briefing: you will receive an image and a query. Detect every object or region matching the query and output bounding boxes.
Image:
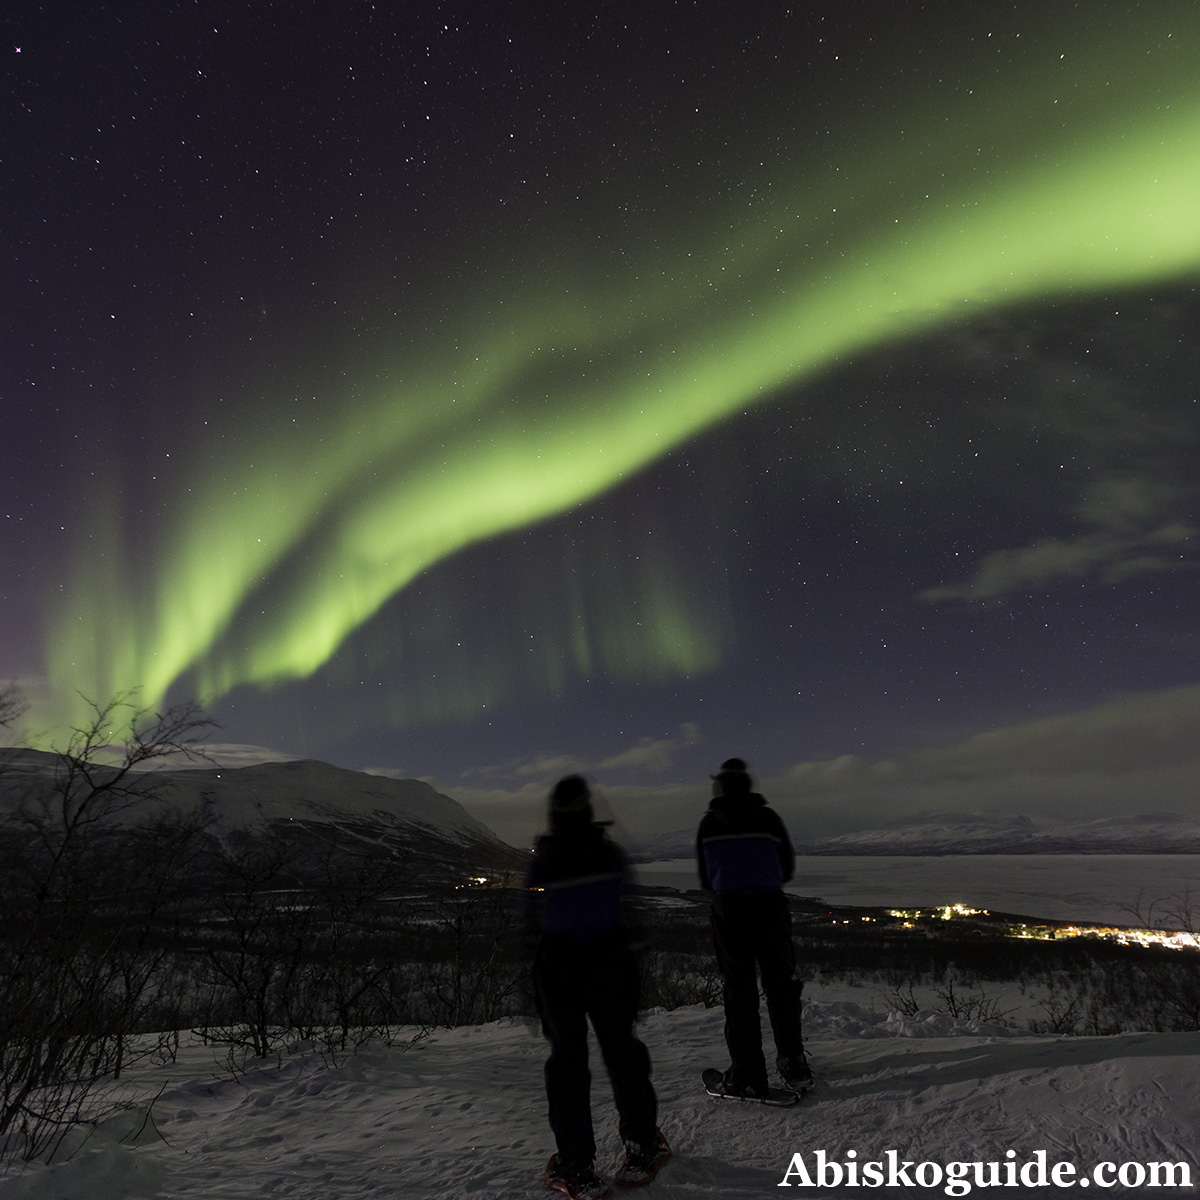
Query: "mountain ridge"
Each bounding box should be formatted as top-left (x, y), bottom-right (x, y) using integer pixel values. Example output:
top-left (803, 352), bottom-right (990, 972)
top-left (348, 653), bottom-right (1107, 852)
top-left (0, 748), bottom-right (527, 881)
top-left (633, 809), bottom-right (1200, 859)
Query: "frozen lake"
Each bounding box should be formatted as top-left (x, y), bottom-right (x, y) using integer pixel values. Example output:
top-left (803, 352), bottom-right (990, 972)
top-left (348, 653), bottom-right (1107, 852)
top-left (636, 855), bottom-right (1200, 927)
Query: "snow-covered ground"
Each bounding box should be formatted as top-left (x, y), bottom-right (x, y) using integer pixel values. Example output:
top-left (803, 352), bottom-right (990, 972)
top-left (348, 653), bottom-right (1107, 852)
top-left (5, 986), bottom-right (1197, 1199)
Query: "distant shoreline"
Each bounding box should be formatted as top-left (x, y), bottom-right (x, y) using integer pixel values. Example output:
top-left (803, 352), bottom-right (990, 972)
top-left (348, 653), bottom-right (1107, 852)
top-left (635, 854), bottom-right (1200, 928)
top-left (635, 849), bottom-right (1200, 859)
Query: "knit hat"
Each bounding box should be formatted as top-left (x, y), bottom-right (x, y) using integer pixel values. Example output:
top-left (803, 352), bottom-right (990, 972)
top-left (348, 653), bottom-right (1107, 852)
top-left (549, 774), bottom-right (594, 830)
top-left (712, 757), bottom-right (752, 795)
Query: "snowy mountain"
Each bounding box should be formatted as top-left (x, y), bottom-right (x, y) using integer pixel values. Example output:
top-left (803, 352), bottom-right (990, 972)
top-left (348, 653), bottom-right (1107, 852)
top-left (634, 811), bottom-right (1200, 859)
top-left (807, 811), bottom-right (1200, 855)
top-left (633, 828), bottom-right (700, 862)
top-left (0, 748), bottom-right (526, 882)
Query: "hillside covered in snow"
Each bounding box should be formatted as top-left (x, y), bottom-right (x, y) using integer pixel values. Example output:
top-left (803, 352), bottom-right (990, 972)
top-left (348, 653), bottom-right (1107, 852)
top-left (0, 749), bottom-right (526, 881)
top-left (3, 991), bottom-right (1197, 1199)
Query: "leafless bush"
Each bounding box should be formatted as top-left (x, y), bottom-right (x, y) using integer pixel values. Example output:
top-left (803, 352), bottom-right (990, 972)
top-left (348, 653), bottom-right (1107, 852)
top-left (881, 976), bottom-right (1015, 1027)
top-left (0, 693), bottom-right (214, 1167)
top-left (191, 838), bottom-right (422, 1059)
top-left (1122, 891), bottom-right (1200, 1032)
top-left (419, 882), bottom-right (525, 1027)
top-left (1028, 978), bottom-right (1085, 1036)
top-left (934, 978), bottom-right (1016, 1025)
top-left (640, 950), bottom-right (724, 1010)
top-left (883, 980), bottom-right (922, 1017)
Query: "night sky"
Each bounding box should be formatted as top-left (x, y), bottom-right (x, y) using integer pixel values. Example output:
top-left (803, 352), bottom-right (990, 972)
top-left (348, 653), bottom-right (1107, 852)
top-left (4, 2), bottom-right (1199, 844)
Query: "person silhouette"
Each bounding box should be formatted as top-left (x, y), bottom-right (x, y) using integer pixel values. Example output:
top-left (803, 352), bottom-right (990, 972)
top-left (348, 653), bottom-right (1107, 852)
top-left (696, 757), bottom-right (811, 1097)
top-left (526, 775), bottom-right (669, 1197)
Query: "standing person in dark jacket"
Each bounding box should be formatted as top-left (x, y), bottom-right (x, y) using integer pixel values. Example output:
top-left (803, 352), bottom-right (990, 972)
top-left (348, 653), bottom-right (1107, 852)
top-left (696, 757), bottom-right (812, 1097)
top-left (527, 775), bottom-right (668, 1199)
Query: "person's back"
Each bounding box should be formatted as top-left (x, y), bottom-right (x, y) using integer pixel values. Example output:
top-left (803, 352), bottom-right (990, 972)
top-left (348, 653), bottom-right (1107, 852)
top-left (527, 776), bottom-right (667, 1198)
top-left (696, 758), bottom-right (810, 1098)
top-left (528, 821), bottom-right (626, 947)
top-left (696, 766), bottom-right (793, 895)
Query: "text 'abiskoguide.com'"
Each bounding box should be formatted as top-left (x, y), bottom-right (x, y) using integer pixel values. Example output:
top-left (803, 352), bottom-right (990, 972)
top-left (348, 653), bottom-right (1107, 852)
top-left (779, 1150), bottom-right (1194, 1193)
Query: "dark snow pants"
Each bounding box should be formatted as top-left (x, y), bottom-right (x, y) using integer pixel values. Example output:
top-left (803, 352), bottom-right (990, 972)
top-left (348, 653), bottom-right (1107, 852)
top-left (711, 889), bottom-right (805, 1091)
top-left (535, 936), bottom-right (657, 1169)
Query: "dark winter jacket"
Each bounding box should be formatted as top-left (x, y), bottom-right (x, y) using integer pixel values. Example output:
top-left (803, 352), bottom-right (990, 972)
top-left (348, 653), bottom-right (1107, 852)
top-left (525, 823), bottom-right (630, 945)
top-left (696, 791), bottom-right (795, 895)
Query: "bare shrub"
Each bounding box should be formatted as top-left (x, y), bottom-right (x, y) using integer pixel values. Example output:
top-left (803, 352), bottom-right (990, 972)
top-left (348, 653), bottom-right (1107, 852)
top-left (1122, 891), bottom-right (1200, 1032)
top-left (191, 838), bottom-right (424, 1060)
top-left (883, 980), bottom-right (922, 1017)
top-left (933, 978), bottom-right (1016, 1025)
top-left (880, 976), bottom-right (1016, 1027)
top-left (419, 881), bottom-right (525, 1027)
top-left (640, 950), bottom-right (724, 1010)
top-left (0, 694), bottom-right (214, 1167)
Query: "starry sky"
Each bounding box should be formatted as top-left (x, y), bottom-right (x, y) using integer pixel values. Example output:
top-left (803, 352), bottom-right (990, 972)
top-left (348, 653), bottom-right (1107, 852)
top-left (4, 2), bottom-right (1200, 845)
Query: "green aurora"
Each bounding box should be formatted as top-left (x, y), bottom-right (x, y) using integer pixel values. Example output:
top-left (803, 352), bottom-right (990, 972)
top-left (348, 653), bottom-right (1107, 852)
top-left (42, 15), bottom-right (1200, 736)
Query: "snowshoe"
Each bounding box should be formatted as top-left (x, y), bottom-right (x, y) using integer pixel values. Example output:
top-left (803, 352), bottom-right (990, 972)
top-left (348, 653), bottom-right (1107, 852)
top-left (702, 1067), bottom-right (797, 1107)
top-left (613, 1129), bottom-right (671, 1188)
top-left (778, 1053), bottom-right (815, 1097)
top-left (545, 1153), bottom-right (613, 1199)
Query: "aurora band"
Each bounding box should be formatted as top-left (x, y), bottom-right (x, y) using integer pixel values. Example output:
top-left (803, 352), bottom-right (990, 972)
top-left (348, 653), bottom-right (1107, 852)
top-left (44, 14), bottom-right (1200, 732)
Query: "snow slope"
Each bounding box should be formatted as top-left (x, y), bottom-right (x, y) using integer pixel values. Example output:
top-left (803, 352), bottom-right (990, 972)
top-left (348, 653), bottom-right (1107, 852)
top-left (5, 990), bottom-right (1197, 1199)
top-left (0, 750), bottom-right (494, 843)
top-left (0, 749), bottom-right (526, 879)
top-left (167, 759), bottom-right (490, 839)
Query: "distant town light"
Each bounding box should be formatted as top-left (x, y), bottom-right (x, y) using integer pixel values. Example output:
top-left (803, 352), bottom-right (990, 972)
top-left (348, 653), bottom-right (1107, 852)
top-left (884, 903), bottom-right (1198, 952)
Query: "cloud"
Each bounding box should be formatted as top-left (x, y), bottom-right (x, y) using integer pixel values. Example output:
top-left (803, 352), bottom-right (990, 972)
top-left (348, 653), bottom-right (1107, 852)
top-left (437, 780), bottom-right (552, 848)
top-left (434, 691), bottom-right (1200, 848)
top-left (438, 726), bottom-right (704, 847)
top-left (0, 675), bottom-right (58, 746)
top-left (174, 742), bottom-right (307, 769)
top-left (457, 753), bottom-right (587, 785)
top-left (916, 684), bottom-right (1200, 778)
top-left (513, 754), bottom-right (589, 780)
top-left (456, 723), bottom-right (702, 786)
top-left (783, 754), bottom-right (901, 790)
top-left (598, 723), bottom-right (702, 774)
top-left (921, 473), bottom-right (1196, 602)
top-left (914, 305), bottom-right (1198, 606)
top-left (446, 776), bottom-right (705, 851)
top-left (761, 684), bottom-right (1200, 839)
top-left (0, 674), bottom-right (44, 699)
